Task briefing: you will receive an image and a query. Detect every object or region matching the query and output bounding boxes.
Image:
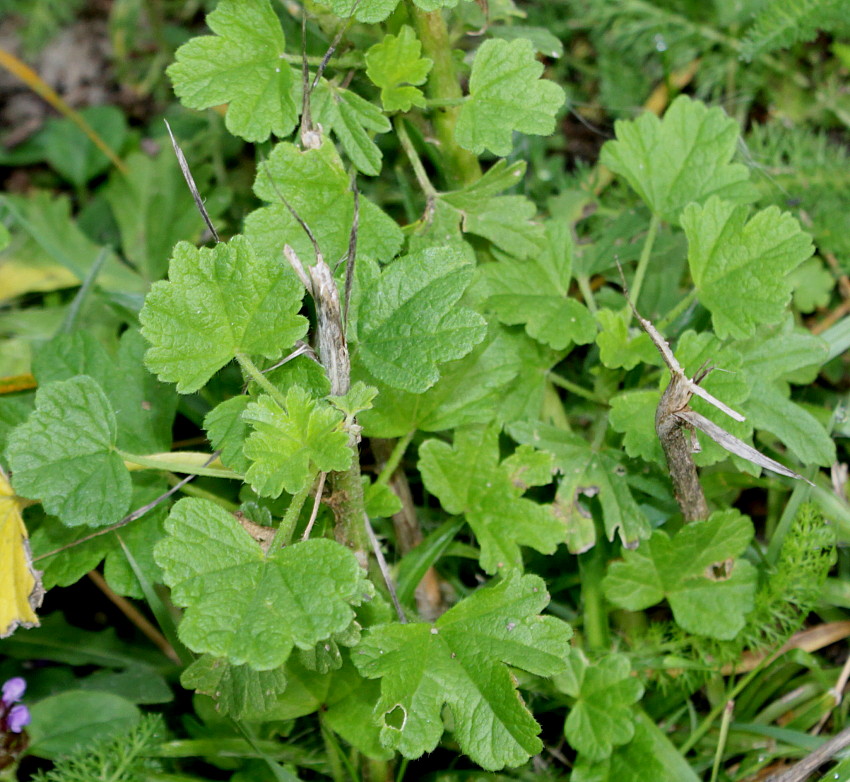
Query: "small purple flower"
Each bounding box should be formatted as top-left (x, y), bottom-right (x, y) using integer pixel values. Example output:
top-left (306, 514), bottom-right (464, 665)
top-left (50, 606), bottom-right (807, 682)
top-left (1, 678), bottom-right (25, 705)
top-left (6, 705), bottom-right (29, 734)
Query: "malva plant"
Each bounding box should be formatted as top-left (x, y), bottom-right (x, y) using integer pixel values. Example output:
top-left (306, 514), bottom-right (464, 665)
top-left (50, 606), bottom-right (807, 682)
top-left (0, 0), bottom-right (846, 779)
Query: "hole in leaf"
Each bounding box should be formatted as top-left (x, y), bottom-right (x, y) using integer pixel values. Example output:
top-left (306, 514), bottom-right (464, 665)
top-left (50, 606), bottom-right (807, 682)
top-left (384, 704), bottom-right (407, 731)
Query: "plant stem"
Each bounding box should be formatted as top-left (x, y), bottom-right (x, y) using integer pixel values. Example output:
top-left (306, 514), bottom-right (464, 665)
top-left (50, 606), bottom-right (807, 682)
top-left (624, 212), bottom-right (660, 321)
top-left (575, 274), bottom-right (598, 315)
top-left (118, 450), bottom-right (238, 479)
top-left (407, 3), bottom-right (481, 187)
top-left (547, 371), bottom-right (605, 404)
top-left (375, 430), bottom-right (415, 487)
top-left (235, 353), bottom-right (289, 409)
top-left (330, 457), bottom-right (371, 568)
top-left (272, 482), bottom-right (312, 548)
top-left (579, 538), bottom-right (610, 651)
top-left (656, 288), bottom-right (697, 331)
top-left (395, 117), bottom-right (438, 201)
top-left (709, 700), bottom-right (734, 782)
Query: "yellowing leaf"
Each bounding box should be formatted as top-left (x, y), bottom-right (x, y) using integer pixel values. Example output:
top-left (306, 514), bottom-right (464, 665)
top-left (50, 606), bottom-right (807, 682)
top-left (0, 466), bottom-right (44, 638)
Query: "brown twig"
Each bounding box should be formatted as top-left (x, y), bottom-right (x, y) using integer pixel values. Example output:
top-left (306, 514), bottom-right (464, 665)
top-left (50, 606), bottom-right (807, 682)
top-left (765, 723), bottom-right (850, 782)
top-left (87, 570), bottom-right (180, 664)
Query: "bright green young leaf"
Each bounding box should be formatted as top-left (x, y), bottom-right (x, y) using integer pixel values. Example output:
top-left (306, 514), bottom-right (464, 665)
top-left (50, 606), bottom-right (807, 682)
top-left (556, 650), bottom-right (644, 761)
top-left (329, 381), bottom-right (378, 419)
top-left (480, 222), bottom-right (595, 350)
top-left (572, 710), bottom-right (700, 782)
top-left (154, 498), bottom-right (373, 670)
top-left (353, 247), bottom-right (487, 393)
top-left (363, 478), bottom-right (403, 518)
top-left (312, 81), bottom-right (391, 176)
top-left (789, 257), bottom-right (833, 313)
top-left (456, 38), bottom-right (565, 156)
top-left (166, 0), bottom-right (298, 142)
top-left (603, 509), bottom-right (758, 639)
top-left (205, 396), bottom-right (251, 474)
top-left (7, 376), bottom-right (132, 527)
top-left (744, 380), bottom-right (835, 467)
top-left (353, 574), bottom-right (572, 770)
top-left (595, 309), bottom-right (663, 371)
top-left (245, 140), bottom-right (402, 265)
top-left (508, 421), bottom-right (651, 549)
top-left (683, 197), bottom-right (815, 339)
top-left (418, 426), bottom-right (563, 573)
top-left (355, 325), bottom-right (521, 438)
top-left (243, 388), bottom-right (352, 497)
top-left (327, 0), bottom-right (399, 23)
top-left (181, 655), bottom-right (288, 719)
top-left (32, 329), bottom-right (178, 455)
top-left (366, 26), bottom-right (432, 112)
top-left (600, 95), bottom-right (756, 223)
top-left (439, 160), bottom-right (544, 258)
top-left (104, 149), bottom-right (229, 281)
top-left (140, 235), bottom-right (307, 393)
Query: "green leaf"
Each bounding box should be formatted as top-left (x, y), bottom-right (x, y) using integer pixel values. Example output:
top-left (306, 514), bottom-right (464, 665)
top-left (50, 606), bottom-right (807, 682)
top-left (456, 38), bottom-right (565, 156)
top-left (32, 329), bottom-right (178, 454)
top-left (439, 160), bottom-right (544, 258)
top-left (744, 380), bottom-right (836, 467)
top-left (245, 140), bottom-right (402, 266)
top-left (602, 509), bottom-right (758, 639)
top-left (363, 478), bottom-right (403, 518)
top-left (353, 247), bottom-right (487, 393)
top-left (789, 257), bottom-right (834, 313)
top-left (327, 0), bottom-right (399, 23)
top-left (353, 574), bottom-right (571, 770)
top-left (27, 691), bottom-right (140, 760)
top-left (684, 197), bottom-right (814, 339)
top-left (557, 650), bottom-right (643, 761)
top-left (7, 376), bottom-right (132, 527)
top-left (418, 426), bottom-right (563, 573)
top-left (508, 421), bottom-right (652, 548)
top-left (205, 396), bottom-right (251, 474)
top-left (595, 309), bottom-right (663, 371)
top-left (242, 388), bottom-right (352, 497)
top-left (40, 106), bottom-right (127, 188)
top-left (166, 0), bottom-right (298, 142)
top-left (480, 222), bottom-right (595, 350)
top-left (736, 320), bottom-right (827, 384)
top-left (599, 95), bottom-right (756, 223)
top-left (140, 235), bottom-right (307, 393)
top-left (366, 26), bottom-right (432, 112)
top-left (572, 710), bottom-right (700, 782)
top-left (104, 149), bottom-right (229, 281)
top-left (329, 381), bottom-right (378, 419)
top-left (312, 81), bottom-right (390, 176)
top-left (356, 324), bottom-right (520, 438)
top-left (155, 498), bottom-right (373, 670)
top-left (182, 655), bottom-right (289, 719)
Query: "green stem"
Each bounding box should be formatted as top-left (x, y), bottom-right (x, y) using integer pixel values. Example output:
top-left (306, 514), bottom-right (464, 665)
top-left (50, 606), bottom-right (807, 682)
top-left (423, 97), bottom-right (466, 108)
top-left (236, 353), bottom-right (288, 409)
top-left (331, 457), bottom-right (370, 564)
top-left (547, 372), bottom-right (605, 404)
top-left (375, 430), bottom-right (415, 487)
top-left (709, 701), bottom-right (734, 782)
top-left (272, 482), bottom-right (312, 548)
top-left (118, 450), bottom-right (238, 479)
top-left (656, 288), bottom-right (698, 331)
top-left (407, 3), bottom-right (481, 187)
top-left (394, 117), bottom-right (437, 200)
top-left (579, 538), bottom-right (610, 651)
top-left (576, 274), bottom-right (598, 316)
top-left (166, 475), bottom-right (240, 510)
top-left (624, 212), bottom-right (661, 321)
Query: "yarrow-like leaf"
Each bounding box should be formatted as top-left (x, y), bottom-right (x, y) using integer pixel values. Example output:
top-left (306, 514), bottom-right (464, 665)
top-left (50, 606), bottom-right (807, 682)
top-left (418, 425), bottom-right (562, 573)
top-left (353, 574), bottom-right (572, 770)
top-left (155, 498), bottom-right (373, 670)
top-left (456, 38), bottom-right (565, 156)
top-left (167, 0), bottom-right (298, 142)
top-left (140, 235), bottom-right (307, 393)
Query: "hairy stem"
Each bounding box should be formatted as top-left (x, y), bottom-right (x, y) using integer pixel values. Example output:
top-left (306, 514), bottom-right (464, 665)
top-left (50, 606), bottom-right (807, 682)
top-left (235, 353), bottom-right (288, 409)
top-left (408, 4), bottom-right (481, 187)
top-left (272, 482), bottom-right (312, 548)
top-left (625, 212), bottom-right (660, 321)
top-left (579, 538), bottom-right (610, 651)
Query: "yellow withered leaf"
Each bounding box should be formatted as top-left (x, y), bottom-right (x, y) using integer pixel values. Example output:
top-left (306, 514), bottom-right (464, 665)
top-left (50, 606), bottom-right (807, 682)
top-left (0, 465), bottom-right (44, 638)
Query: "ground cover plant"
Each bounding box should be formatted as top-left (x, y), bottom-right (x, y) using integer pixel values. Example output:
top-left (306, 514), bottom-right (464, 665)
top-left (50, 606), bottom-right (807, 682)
top-left (2, 0), bottom-right (850, 779)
